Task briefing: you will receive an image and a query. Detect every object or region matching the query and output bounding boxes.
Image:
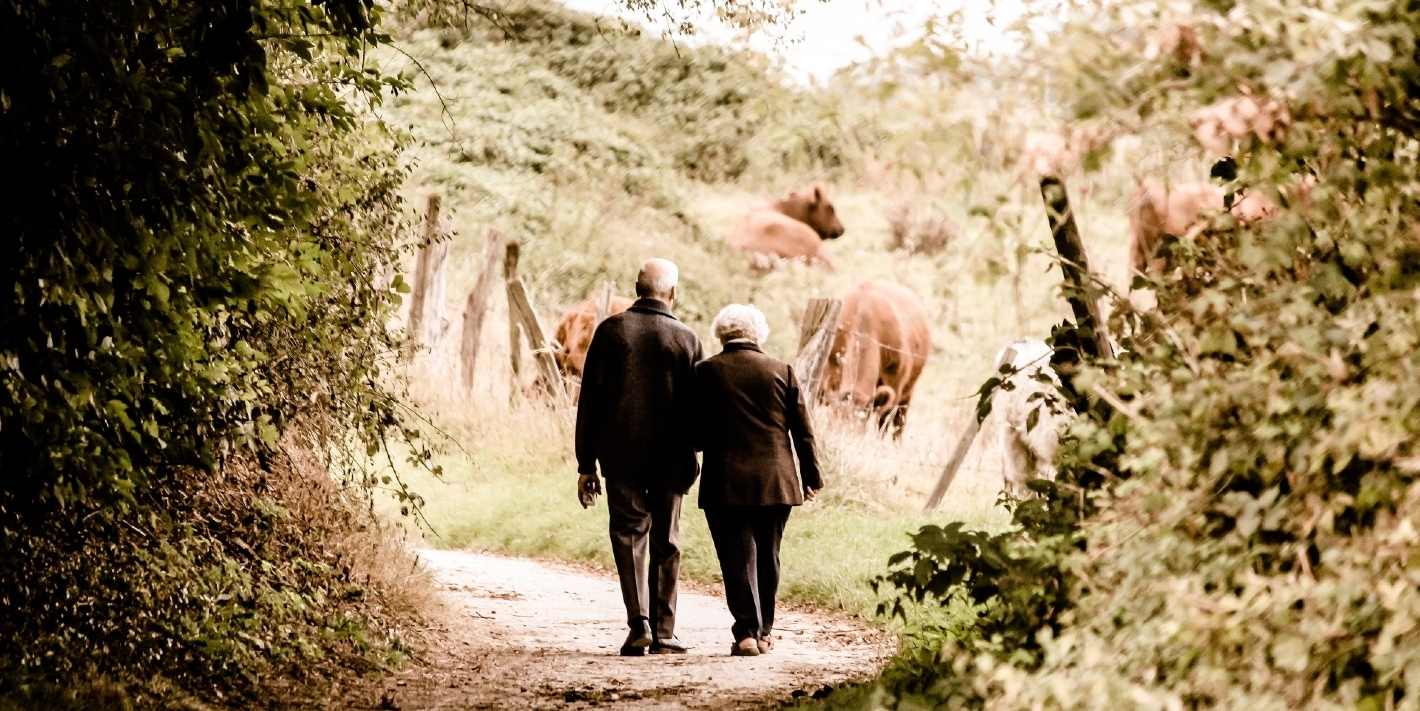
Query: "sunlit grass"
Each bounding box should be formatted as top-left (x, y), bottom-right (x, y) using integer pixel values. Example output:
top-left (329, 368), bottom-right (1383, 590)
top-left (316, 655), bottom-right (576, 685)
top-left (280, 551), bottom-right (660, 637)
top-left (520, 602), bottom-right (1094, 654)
top-left (379, 379), bottom-right (1015, 618)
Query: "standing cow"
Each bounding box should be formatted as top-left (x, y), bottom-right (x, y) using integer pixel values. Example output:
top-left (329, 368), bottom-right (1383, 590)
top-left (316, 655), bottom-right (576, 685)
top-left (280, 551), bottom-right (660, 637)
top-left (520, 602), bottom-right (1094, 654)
top-left (1127, 180), bottom-right (1277, 276)
top-left (820, 280), bottom-right (932, 437)
top-left (727, 184), bottom-right (845, 271)
top-left (552, 295), bottom-right (633, 404)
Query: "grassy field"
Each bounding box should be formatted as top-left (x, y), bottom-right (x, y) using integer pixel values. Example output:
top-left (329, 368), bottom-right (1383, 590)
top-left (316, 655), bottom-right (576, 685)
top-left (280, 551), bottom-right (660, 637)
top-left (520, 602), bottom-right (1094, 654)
top-left (371, 0), bottom-right (1150, 622)
top-left (382, 380), bottom-right (1014, 617)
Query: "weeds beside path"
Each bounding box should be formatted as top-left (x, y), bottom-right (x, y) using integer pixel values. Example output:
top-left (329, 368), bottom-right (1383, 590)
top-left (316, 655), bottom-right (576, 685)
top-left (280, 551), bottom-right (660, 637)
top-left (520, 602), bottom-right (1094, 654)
top-left (300, 549), bottom-right (893, 711)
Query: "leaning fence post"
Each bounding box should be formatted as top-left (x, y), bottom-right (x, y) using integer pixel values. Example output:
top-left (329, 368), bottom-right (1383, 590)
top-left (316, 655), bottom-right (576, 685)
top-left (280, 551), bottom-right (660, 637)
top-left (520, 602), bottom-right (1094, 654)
top-left (460, 227), bottom-right (503, 395)
top-left (924, 345), bottom-right (1019, 511)
top-left (506, 277), bottom-right (568, 408)
top-left (794, 297), bottom-right (843, 409)
top-left (594, 281), bottom-right (614, 326)
top-left (1038, 176), bottom-right (1112, 359)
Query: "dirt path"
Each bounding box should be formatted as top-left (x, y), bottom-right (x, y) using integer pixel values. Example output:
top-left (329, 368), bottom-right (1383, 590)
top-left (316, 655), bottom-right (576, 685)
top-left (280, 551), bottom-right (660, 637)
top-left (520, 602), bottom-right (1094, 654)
top-left (330, 549), bottom-right (894, 710)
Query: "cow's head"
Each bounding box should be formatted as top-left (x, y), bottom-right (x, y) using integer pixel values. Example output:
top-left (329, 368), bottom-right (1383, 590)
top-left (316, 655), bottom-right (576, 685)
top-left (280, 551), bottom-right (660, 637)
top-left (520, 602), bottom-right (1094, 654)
top-left (819, 330), bottom-right (899, 431)
top-left (552, 311), bottom-right (593, 406)
top-left (784, 184), bottom-right (845, 241)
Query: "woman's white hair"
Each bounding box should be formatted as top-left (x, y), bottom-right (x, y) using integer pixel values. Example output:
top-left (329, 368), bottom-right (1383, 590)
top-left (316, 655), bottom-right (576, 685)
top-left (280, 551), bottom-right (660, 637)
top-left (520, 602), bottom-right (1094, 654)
top-left (712, 303), bottom-right (770, 345)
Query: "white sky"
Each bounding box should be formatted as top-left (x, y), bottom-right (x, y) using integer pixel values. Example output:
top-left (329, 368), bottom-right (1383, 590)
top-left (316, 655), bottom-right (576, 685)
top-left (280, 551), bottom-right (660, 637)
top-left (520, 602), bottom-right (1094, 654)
top-left (556, 0), bottom-right (1027, 83)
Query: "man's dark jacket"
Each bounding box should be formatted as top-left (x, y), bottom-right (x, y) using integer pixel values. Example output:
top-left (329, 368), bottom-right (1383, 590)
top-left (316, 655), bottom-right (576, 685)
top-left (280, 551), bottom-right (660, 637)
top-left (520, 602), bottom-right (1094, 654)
top-left (692, 341), bottom-right (823, 508)
top-left (575, 298), bottom-right (706, 494)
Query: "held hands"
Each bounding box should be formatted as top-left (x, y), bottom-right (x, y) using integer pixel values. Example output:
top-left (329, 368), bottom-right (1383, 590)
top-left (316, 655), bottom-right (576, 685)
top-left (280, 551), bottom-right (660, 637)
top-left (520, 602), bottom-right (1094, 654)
top-left (577, 473), bottom-right (602, 509)
top-left (804, 487), bottom-right (819, 503)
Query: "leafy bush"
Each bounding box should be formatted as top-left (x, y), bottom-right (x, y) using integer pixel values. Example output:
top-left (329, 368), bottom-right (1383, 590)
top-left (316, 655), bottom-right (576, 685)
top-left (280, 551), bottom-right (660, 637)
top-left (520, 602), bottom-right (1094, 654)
top-left (0, 444), bottom-right (421, 703)
top-left (0, 0), bottom-right (428, 700)
top-left (1, 0), bottom-right (416, 510)
top-left (885, 198), bottom-right (960, 256)
top-left (840, 2), bottom-right (1420, 709)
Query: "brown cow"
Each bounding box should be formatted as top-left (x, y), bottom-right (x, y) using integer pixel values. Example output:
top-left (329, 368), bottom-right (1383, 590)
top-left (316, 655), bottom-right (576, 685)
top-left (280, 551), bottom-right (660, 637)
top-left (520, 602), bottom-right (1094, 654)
top-left (820, 280), bottom-right (932, 437)
top-left (1127, 180), bottom-right (1278, 275)
top-left (552, 295), bottom-right (633, 404)
top-left (727, 184), bottom-right (845, 271)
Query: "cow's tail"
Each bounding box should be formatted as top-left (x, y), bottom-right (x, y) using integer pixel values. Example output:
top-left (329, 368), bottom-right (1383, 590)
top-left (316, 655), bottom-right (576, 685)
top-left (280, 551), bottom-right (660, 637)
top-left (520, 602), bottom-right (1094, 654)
top-left (872, 384), bottom-right (899, 426)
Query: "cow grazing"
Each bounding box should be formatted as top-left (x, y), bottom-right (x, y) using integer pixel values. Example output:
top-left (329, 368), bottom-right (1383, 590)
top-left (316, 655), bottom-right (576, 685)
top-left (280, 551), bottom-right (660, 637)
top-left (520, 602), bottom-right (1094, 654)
top-left (993, 338), bottom-right (1067, 498)
top-left (821, 280), bottom-right (932, 437)
top-left (726, 184), bottom-right (845, 271)
top-left (552, 295), bottom-right (633, 404)
top-left (1127, 180), bottom-right (1278, 276)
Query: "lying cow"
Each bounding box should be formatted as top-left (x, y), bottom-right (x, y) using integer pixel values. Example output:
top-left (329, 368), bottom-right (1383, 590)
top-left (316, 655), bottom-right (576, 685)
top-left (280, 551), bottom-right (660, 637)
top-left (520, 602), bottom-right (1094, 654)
top-left (821, 280), bottom-right (932, 437)
top-left (993, 338), bottom-right (1067, 498)
top-left (552, 295), bottom-right (633, 404)
top-left (726, 184), bottom-right (844, 271)
top-left (1127, 180), bottom-right (1277, 275)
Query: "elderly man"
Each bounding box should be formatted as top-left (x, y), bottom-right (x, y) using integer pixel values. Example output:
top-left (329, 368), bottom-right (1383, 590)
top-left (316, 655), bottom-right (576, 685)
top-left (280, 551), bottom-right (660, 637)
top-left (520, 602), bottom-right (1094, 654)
top-left (575, 258), bottom-right (705, 656)
top-left (693, 304), bottom-right (822, 657)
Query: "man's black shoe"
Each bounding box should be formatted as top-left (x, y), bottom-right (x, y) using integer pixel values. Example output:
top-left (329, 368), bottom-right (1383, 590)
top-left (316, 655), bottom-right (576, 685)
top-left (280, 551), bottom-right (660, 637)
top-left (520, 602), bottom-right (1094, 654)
top-left (650, 637), bottom-right (689, 654)
top-left (620, 620), bottom-right (653, 656)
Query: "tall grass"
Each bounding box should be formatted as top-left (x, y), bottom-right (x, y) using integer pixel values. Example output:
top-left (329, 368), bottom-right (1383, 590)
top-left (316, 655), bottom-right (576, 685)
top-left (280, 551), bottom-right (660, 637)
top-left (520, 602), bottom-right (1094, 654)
top-left (381, 371), bottom-right (1011, 617)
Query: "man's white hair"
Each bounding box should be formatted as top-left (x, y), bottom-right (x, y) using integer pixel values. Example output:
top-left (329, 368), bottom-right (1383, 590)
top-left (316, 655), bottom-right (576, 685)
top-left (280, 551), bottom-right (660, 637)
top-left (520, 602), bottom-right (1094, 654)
top-left (712, 304), bottom-right (770, 345)
top-left (636, 258), bottom-right (678, 298)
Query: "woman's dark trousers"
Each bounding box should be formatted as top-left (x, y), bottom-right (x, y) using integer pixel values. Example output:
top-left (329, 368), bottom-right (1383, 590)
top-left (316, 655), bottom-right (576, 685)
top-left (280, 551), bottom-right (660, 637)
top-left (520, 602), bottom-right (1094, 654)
top-left (704, 505), bottom-right (792, 642)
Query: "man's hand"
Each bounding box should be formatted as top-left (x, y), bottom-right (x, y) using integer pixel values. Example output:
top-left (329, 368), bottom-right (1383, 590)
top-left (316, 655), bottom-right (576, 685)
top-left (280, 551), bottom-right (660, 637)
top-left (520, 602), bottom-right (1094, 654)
top-left (804, 487), bottom-right (818, 503)
top-left (578, 473), bottom-right (602, 509)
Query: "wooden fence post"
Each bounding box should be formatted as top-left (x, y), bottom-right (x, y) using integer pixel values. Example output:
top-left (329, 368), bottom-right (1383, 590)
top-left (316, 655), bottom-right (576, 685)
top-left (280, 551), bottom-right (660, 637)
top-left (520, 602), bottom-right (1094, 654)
top-left (794, 297), bottom-right (842, 409)
top-left (1038, 176), bottom-right (1112, 359)
top-left (407, 194), bottom-right (443, 355)
top-left (594, 281), bottom-right (614, 326)
top-left (504, 239), bottom-right (523, 385)
top-left (924, 345), bottom-right (1019, 511)
top-left (506, 277), bottom-right (568, 408)
top-left (460, 227), bottom-right (503, 394)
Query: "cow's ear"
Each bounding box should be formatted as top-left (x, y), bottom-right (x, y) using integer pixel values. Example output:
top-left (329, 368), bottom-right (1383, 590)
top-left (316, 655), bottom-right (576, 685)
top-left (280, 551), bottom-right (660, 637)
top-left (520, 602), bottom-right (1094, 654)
top-left (812, 184), bottom-right (825, 204)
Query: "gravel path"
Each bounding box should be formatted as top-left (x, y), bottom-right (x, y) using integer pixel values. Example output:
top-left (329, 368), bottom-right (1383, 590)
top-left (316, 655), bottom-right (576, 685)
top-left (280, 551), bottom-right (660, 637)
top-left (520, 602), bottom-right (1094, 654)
top-left (332, 549), bottom-right (893, 710)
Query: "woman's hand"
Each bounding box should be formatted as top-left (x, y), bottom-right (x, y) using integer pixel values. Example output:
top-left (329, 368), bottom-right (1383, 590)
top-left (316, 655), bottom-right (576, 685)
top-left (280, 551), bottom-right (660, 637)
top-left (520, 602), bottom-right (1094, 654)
top-left (803, 487), bottom-right (818, 502)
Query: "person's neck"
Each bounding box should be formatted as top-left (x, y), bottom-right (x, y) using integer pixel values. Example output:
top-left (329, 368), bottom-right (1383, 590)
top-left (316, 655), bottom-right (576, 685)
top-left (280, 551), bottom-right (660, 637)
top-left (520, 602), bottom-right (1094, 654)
top-left (639, 295), bottom-right (672, 309)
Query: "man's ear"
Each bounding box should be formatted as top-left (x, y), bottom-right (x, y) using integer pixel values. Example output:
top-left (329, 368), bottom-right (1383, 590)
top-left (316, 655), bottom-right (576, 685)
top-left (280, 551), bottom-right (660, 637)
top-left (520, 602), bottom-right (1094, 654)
top-left (668, 285), bottom-right (677, 303)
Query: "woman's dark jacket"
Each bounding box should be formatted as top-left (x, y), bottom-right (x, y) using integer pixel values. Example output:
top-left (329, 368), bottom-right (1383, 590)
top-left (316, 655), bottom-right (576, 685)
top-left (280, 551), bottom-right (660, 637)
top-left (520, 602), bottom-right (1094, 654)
top-left (692, 341), bottom-right (822, 508)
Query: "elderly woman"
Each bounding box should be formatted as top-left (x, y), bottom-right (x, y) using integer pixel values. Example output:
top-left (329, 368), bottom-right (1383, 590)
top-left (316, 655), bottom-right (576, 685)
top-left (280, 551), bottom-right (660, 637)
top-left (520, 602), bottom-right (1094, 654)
top-left (694, 304), bottom-right (822, 657)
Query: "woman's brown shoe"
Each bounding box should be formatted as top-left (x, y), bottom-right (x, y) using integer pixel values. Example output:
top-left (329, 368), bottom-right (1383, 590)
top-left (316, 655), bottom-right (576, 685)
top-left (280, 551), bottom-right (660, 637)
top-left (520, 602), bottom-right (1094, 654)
top-left (731, 638), bottom-right (760, 657)
top-left (757, 635), bottom-right (774, 655)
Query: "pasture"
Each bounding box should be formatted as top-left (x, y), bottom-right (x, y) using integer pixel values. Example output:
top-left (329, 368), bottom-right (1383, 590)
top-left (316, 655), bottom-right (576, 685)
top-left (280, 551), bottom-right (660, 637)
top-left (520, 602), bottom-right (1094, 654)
top-left (370, 3), bottom-right (1172, 619)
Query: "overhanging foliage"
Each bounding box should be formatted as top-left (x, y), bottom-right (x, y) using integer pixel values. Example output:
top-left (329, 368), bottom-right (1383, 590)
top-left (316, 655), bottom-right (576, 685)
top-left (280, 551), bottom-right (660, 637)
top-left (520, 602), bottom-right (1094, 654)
top-left (0, 0), bottom-right (432, 699)
top-left (854, 2), bottom-right (1420, 709)
top-left (0, 0), bottom-right (412, 509)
